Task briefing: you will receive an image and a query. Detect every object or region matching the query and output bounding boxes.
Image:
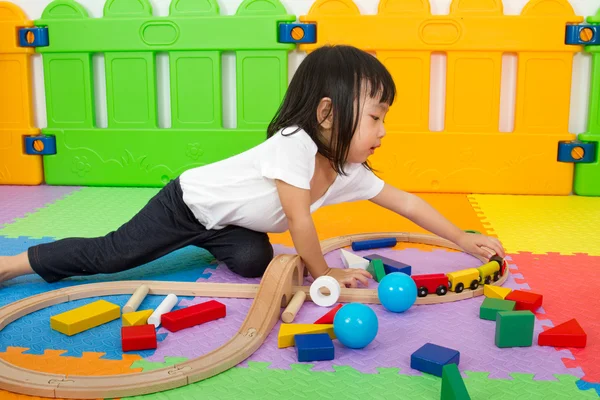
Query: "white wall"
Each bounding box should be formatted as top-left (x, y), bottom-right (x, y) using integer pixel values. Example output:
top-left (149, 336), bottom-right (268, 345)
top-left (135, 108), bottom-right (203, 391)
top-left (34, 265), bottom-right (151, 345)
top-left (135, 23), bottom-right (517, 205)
top-left (7, 0), bottom-right (598, 134)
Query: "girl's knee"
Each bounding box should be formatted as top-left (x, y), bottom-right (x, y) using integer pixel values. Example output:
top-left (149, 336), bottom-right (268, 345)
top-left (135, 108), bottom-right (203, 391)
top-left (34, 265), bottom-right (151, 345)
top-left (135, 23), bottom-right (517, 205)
top-left (227, 241), bottom-right (273, 278)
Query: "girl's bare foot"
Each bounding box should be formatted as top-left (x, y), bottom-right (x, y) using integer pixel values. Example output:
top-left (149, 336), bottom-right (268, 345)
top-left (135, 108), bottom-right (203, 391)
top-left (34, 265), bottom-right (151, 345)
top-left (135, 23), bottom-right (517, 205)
top-left (0, 252), bottom-right (35, 283)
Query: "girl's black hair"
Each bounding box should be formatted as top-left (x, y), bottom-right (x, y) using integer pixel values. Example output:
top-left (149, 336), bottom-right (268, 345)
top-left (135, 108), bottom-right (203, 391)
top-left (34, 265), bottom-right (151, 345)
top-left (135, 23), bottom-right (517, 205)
top-left (267, 45), bottom-right (396, 175)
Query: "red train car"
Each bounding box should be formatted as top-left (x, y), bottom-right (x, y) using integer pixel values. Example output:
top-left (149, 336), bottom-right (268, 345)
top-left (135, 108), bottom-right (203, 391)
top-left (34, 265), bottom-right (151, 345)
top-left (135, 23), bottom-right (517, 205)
top-left (412, 273), bottom-right (449, 297)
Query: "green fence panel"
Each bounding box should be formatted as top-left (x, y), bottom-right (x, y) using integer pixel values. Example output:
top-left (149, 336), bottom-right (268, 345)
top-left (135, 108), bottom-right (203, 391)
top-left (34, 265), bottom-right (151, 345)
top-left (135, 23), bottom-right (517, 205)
top-left (574, 9), bottom-right (600, 196)
top-left (36, 0), bottom-right (295, 187)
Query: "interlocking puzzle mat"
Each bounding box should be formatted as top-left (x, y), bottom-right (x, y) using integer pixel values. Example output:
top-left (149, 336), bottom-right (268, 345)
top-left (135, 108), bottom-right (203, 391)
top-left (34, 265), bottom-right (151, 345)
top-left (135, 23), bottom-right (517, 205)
top-left (0, 186), bottom-right (598, 399)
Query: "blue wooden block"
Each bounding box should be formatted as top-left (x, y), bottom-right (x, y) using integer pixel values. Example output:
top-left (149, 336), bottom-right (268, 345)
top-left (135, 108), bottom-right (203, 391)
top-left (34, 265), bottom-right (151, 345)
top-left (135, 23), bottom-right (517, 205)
top-left (351, 238), bottom-right (397, 251)
top-left (363, 254), bottom-right (412, 276)
top-left (410, 343), bottom-right (460, 377)
top-left (294, 333), bottom-right (334, 362)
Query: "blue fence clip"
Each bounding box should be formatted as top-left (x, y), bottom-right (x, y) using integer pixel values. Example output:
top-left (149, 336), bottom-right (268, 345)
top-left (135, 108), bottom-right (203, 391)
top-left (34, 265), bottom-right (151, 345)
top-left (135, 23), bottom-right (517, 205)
top-left (18, 27), bottom-right (49, 47)
top-left (278, 23), bottom-right (316, 44)
top-left (565, 24), bottom-right (600, 45)
top-left (557, 140), bottom-right (596, 163)
top-left (25, 135), bottom-right (56, 155)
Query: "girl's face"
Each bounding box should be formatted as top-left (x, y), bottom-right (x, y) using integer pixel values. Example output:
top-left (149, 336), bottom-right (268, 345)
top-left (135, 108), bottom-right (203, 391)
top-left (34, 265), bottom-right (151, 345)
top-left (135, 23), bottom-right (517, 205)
top-left (346, 95), bottom-right (389, 164)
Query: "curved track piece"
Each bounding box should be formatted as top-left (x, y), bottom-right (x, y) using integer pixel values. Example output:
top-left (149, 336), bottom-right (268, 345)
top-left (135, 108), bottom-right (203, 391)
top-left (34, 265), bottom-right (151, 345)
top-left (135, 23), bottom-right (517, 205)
top-left (0, 232), bottom-right (508, 398)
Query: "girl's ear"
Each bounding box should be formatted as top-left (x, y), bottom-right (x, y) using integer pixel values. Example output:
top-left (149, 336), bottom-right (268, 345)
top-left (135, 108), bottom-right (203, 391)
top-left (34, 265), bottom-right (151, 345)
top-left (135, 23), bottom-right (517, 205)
top-left (316, 97), bottom-right (333, 130)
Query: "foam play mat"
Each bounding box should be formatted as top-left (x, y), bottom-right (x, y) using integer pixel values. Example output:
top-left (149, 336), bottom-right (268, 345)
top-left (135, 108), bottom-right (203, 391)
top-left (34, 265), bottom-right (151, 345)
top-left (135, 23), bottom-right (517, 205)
top-left (0, 185), bottom-right (598, 399)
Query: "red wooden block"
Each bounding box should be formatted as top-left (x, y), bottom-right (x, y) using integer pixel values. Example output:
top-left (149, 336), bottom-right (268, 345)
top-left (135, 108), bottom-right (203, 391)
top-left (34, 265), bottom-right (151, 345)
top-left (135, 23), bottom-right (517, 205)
top-left (505, 290), bottom-right (543, 312)
top-left (121, 324), bottom-right (157, 352)
top-left (161, 300), bottom-right (226, 332)
top-left (314, 304), bottom-right (343, 324)
top-left (538, 318), bottom-right (587, 348)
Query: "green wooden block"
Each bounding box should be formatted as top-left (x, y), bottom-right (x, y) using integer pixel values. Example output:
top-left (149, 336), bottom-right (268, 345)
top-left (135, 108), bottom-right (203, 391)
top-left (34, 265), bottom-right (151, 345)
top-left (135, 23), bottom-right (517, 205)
top-left (479, 298), bottom-right (515, 321)
top-left (367, 259), bottom-right (386, 282)
top-left (495, 311), bottom-right (535, 348)
top-left (441, 363), bottom-right (471, 400)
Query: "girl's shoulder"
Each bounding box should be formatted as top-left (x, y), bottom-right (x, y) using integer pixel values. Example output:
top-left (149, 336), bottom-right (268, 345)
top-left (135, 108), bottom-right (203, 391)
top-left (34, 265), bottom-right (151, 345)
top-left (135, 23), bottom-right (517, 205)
top-left (269, 126), bottom-right (317, 151)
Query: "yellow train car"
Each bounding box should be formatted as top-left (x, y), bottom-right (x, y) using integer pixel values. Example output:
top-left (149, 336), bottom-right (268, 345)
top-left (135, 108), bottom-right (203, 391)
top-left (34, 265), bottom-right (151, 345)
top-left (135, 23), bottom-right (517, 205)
top-left (447, 268), bottom-right (480, 293)
top-left (476, 261), bottom-right (501, 284)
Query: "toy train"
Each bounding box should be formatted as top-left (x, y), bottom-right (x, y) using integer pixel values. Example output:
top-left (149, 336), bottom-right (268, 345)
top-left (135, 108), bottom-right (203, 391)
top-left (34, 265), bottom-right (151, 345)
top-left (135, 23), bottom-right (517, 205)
top-left (411, 256), bottom-right (507, 297)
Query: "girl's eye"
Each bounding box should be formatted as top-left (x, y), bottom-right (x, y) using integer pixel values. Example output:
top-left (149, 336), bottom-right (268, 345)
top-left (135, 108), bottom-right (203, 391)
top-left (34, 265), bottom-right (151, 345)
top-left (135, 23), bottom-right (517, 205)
top-left (371, 115), bottom-right (380, 121)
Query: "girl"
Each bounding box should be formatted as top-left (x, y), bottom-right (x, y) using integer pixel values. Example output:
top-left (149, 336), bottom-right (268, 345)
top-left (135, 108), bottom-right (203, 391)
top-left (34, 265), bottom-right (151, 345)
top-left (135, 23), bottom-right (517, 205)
top-left (0, 45), bottom-right (505, 288)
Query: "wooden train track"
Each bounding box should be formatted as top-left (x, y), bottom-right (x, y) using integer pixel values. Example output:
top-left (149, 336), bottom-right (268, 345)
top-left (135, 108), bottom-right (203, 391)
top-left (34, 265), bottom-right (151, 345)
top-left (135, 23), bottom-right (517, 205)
top-left (0, 232), bottom-right (508, 399)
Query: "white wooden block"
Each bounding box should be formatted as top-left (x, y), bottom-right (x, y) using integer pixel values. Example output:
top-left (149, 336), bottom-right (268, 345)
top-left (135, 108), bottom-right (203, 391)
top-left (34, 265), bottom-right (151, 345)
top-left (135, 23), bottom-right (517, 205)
top-left (340, 249), bottom-right (369, 270)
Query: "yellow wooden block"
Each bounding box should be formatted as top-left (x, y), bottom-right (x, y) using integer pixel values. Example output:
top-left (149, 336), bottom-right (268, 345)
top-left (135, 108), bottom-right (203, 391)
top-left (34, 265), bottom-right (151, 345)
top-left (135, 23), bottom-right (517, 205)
top-left (484, 285), bottom-right (512, 300)
top-left (277, 324), bottom-right (335, 348)
top-left (50, 300), bottom-right (120, 336)
top-left (122, 309), bottom-right (153, 327)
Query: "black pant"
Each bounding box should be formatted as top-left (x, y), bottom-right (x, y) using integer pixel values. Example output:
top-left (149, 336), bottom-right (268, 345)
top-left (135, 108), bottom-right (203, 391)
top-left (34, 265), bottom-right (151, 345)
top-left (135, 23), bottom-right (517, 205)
top-left (28, 178), bottom-right (274, 283)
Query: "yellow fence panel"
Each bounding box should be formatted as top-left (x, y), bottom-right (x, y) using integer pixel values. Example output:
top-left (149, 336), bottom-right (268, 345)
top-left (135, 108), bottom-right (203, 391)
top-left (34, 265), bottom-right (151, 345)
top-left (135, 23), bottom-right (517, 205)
top-left (0, 2), bottom-right (42, 185)
top-left (300, 0), bottom-right (582, 195)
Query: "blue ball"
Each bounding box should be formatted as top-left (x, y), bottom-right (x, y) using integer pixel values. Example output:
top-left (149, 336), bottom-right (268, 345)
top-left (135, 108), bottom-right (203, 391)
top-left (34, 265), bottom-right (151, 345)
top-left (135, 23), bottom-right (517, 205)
top-left (378, 272), bottom-right (417, 313)
top-left (333, 303), bottom-right (378, 349)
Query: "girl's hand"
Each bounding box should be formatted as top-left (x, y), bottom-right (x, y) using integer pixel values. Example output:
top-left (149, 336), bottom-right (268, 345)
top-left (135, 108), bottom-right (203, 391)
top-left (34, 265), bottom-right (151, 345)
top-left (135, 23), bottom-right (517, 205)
top-left (456, 232), bottom-right (506, 260)
top-left (323, 267), bottom-right (372, 288)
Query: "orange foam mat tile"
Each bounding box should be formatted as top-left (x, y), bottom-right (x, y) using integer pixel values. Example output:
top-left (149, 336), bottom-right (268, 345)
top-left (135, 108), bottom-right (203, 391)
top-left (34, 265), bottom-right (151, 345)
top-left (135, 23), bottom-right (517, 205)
top-left (269, 193), bottom-right (487, 247)
top-left (0, 346), bottom-right (142, 376)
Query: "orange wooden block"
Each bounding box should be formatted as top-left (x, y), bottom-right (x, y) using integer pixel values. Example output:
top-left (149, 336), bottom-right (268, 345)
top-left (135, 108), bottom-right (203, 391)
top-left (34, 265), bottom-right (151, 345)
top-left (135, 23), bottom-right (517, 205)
top-left (505, 290), bottom-right (543, 312)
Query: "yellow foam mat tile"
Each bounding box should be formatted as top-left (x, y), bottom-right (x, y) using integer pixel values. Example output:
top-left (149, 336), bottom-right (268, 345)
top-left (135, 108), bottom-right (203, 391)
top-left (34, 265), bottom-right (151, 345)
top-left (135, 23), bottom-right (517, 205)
top-left (270, 194), bottom-right (488, 247)
top-left (468, 194), bottom-right (600, 256)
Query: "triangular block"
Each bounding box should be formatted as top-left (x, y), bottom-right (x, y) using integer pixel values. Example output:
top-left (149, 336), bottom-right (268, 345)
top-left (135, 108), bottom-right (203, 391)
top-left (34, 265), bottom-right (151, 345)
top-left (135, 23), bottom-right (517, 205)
top-left (278, 324), bottom-right (335, 348)
top-left (122, 309), bottom-right (153, 327)
top-left (340, 249), bottom-right (369, 270)
top-left (367, 259), bottom-right (386, 282)
top-left (505, 290), bottom-right (543, 312)
top-left (441, 363), bottom-right (471, 400)
top-left (314, 304), bottom-right (343, 324)
top-left (538, 318), bottom-right (586, 348)
top-left (484, 285), bottom-right (512, 300)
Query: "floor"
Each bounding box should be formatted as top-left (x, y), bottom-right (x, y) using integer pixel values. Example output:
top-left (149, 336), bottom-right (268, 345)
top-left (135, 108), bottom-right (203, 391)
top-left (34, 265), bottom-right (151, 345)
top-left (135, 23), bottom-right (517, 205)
top-left (0, 185), bottom-right (598, 399)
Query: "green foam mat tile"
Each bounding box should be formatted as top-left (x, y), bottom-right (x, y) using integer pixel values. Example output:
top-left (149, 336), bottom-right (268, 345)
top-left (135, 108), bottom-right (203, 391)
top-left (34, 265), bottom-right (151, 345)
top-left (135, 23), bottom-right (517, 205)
top-left (0, 187), bottom-right (159, 239)
top-left (119, 363), bottom-right (593, 400)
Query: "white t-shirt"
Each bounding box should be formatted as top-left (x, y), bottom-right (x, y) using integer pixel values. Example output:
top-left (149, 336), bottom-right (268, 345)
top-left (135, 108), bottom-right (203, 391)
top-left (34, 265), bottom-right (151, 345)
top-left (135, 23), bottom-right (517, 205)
top-left (179, 127), bottom-right (385, 232)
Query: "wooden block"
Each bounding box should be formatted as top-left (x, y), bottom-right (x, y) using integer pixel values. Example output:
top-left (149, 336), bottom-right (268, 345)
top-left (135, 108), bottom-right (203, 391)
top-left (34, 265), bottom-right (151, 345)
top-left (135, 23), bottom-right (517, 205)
top-left (505, 290), bottom-right (543, 312)
top-left (122, 284), bottom-right (149, 313)
top-left (278, 324), bottom-right (335, 348)
top-left (50, 300), bottom-right (120, 336)
top-left (538, 318), bottom-right (587, 348)
top-left (122, 309), bottom-right (153, 327)
top-left (161, 300), bottom-right (226, 332)
top-left (340, 249), bottom-right (369, 269)
top-left (495, 311), bottom-right (535, 348)
top-left (282, 291), bottom-right (306, 323)
top-left (479, 298), bottom-right (515, 321)
top-left (121, 324), bottom-right (157, 352)
top-left (314, 304), bottom-right (343, 324)
top-left (351, 238), bottom-right (396, 251)
top-left (367, 259), bottom-right (386, 282)
top-left (410, 343), bottom-right (460, 377)
top-left (295, 333), bottom-right (334, 362)
top-left (363, 253), bottom-right (412, 275)
top-left (484, 285), bottom-right (512, 300)
top-left (441, 363), bottom-right (471, 400)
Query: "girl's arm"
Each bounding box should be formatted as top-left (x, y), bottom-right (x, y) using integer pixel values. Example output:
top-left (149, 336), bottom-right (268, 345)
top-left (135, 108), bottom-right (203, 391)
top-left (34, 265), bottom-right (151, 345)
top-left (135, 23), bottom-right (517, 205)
top-left (276, 179), bottom-right (371, 287)
top-left (370, 184), bottom-right (505, 259)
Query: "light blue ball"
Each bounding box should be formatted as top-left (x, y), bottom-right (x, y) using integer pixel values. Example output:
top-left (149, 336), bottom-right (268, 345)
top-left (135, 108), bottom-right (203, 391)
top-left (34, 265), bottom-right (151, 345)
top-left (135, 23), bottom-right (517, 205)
top-left (378, 272), bottom-right (417, 313)
top-left (333, 303), bottom-right (378, 349)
